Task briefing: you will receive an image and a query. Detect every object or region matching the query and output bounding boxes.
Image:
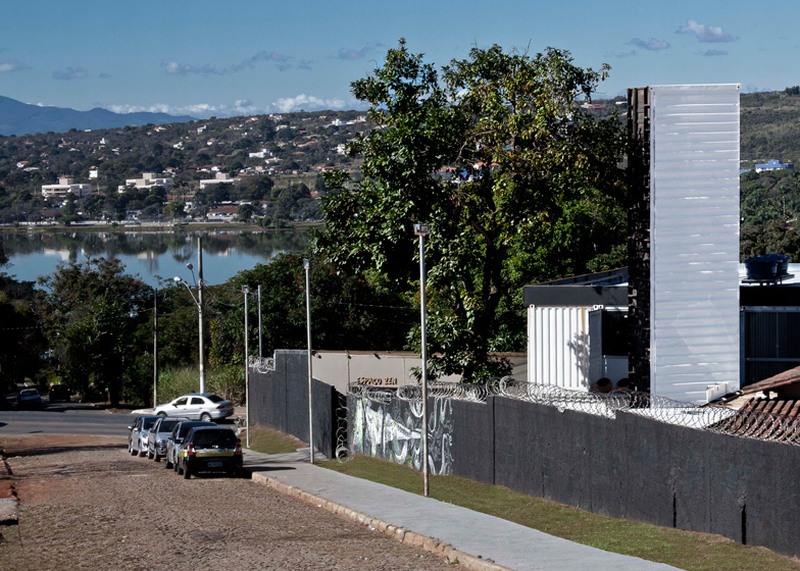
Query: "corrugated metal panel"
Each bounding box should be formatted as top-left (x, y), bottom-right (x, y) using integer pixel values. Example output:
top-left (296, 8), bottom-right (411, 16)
top-left (742, 308), bottom-right (800, 385)
top-left (649, 84), bottom-right (740, 403)
top-left (527, 306), bottom-right (591, 391)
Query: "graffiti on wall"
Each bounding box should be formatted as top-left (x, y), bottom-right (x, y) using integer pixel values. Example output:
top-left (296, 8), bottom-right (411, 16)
top-left (350, 395), bottom-right (453, 475)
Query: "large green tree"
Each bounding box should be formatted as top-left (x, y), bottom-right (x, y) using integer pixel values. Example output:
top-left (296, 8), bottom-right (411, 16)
top-left (39, 258), bottom-right (152, 405)
top-left (0, 275), bottom-right (46, 392)
top-left (316, 41), bottom-right (627, 381)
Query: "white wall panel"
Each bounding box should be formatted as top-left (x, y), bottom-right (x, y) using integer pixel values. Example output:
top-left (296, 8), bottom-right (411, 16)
top-left (649, 84), bottom-right (740, 403)
top-left (527, 306), bottom-right (592, 391)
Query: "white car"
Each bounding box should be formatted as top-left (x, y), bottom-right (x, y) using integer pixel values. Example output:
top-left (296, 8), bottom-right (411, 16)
top-left (153, 393), bottom-right (234, 421)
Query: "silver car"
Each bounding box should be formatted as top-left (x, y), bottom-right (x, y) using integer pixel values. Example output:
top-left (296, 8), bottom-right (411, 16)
top-left (146, 416), bottom-right (188, 462)
top-left (127, 415), bottom-right (160, 457)
top-left (164, 419), bottom-right (216, 470)
top-left (153, 393), bottom-right (234, 421)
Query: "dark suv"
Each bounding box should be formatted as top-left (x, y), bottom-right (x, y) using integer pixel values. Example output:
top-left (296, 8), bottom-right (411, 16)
top-left (49, 384), bottom-right (71, 402)
top-left (176, 426), bottom-right (243, 479)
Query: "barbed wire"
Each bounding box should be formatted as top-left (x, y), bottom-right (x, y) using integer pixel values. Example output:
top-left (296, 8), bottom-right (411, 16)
top-left (347, 378), bottom-right (800, 446)
top-left (334, 391), bottom-right (351, 463)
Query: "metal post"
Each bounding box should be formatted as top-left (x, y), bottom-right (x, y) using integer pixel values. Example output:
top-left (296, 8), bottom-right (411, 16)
top-left (197, 236), bottom-right (206, 394)
top-left (153, 289), bottom-right (158, 408)
top-left (304, 258), bottom-right (314, 464)
top-left (257, 284), bottom-right (263, 359)
top-left (414, 222), bottom-right (430, 497)
top-left (243, 285), bottom-right (250, 449)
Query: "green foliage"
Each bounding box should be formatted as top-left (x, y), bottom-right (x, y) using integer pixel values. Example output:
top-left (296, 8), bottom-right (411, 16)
top-left (740, 169), bottom-right (800, 260)
top-left (157, 366), bottom-right (205, 403)
top-left (206, 253), bottom-right (412, 366)
top-left (0, 275), bottom-right (47, 392)
top-left (156, 364), bottom-right (244, 405)
top-left (317, 40), bottom-right (627, 381)
top-left (37, 257), bottom-right (152, 406)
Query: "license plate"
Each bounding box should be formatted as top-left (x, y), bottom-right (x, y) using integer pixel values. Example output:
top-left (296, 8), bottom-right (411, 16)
top-left (207, 461), bottom-right (222, 468)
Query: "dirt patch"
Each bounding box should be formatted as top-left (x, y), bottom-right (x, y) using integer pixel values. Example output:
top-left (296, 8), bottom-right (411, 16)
top-left (0, 435), bottom-right (456, 570)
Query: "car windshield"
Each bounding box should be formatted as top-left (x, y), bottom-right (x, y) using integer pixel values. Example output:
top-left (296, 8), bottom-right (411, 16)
top-left (178, 422), bottom-right (211, 437)
top-left (20, 389), bottom-right (39, 396)
top-left (193, 430), bottom-right (236, 448)
top-left (158, 419), bottom-right (180, 432)
top-left (206, 394), bottom-right (224, 403)
top-left (142, 417), bottom-right (158, 430)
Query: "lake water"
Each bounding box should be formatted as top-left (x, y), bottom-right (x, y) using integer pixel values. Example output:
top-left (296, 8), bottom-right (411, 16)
top-left (0, 229), bottom-right (310, 287)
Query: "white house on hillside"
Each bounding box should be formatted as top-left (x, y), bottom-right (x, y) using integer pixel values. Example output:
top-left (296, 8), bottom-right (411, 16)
top-left (41, 176), bottom-right (92, 199)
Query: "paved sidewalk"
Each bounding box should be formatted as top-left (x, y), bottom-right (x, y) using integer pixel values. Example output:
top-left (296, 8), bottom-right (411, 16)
top-left (243, 448), bottom-right (681, 571)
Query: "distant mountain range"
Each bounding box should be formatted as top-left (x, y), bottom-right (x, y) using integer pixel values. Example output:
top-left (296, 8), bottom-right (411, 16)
top-left (0, 96), bottom-right (195, 136)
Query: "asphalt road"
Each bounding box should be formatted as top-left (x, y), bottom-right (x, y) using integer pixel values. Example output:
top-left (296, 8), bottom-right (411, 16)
top-left (0, 402), bottom-right (133, 436)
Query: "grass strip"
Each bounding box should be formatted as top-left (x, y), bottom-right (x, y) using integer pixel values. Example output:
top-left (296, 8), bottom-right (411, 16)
top-left (246, 430), bottom-right (800, 570)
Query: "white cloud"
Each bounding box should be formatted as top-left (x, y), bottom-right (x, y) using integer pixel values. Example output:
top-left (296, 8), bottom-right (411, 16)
top-left (104, 94), bottom-right (365, 119)
top-left (701, 49), bottom-right (728, 57)
top-left (271, 94), bottom-right (347, 113)
top-left (0, 60), bottom-right (24, 73)
top-left (630, 37), bottom-right (671, 51)
top-left (676, 20), bottom-right (736, 43)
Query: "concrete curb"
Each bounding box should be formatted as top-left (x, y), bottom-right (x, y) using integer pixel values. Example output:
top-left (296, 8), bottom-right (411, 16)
top-left (0, 449), bottom-right (18, 526)
top-left (251, 471), bottom-right (511, 571)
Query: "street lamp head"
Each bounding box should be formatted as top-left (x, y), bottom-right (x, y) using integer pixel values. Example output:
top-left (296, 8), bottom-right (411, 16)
top-left (186, 263), bottom-right (193, 270)
top-left (242, 285), bottom-right (250, 294)
top-left (413, 222), bottom-right (430, 236)
top-left (173, 276), bottom-right (182, 283)
top-left (303, 258), bottom-right (310, 270)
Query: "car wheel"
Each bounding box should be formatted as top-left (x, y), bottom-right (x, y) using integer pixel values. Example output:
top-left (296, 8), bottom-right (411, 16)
top-left (157, 412), bottom-right (167, 417)
top-left (153, 451), bottom-right (160, 462)
top-left (165, 458), bottom-right (172, 469)
top-left (200, 412), bottom-right (212, 422)
top-left (147, 448), bottom-right (154, 459)
top-left (128, 442), bottom-right (136, 456)
top-left (138, 446), bottom-right (146, 457)
top-left (182, 464), bottom-right (191, 479)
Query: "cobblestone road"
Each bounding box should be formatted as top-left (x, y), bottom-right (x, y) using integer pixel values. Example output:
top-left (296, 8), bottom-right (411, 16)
top-left (0, 435), bottom-right (456, 571)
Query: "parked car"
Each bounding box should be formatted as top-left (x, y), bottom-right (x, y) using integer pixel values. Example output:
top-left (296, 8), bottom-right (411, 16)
top-left (164, 420), bottom-right (216, 470)
top-left (16, 387), bottom-right (43, 408)
top-left (153, 393), bottom-right (234, 421)
top-left (127, 415), bottom-right (161, 457)
top-left (48, 384), bottom-right (71, 402)
top-left (175, 426), bottom-right (243, 479)
top-left (146, 416), bottom-right (188, 462)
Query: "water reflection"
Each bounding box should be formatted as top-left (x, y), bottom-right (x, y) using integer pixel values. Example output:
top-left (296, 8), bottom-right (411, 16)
top-left (0, 229), bottom-right (309, 286)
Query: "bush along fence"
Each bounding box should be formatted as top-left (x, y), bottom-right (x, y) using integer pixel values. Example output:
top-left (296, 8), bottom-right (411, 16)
top-left (249, 351), bottom-right (800, 558)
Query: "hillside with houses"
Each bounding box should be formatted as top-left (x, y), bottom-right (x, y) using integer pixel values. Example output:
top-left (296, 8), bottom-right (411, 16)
top-left (1, 89), bottom-right (800, 229)
top-left (0, 110), bottom-right (370, 226)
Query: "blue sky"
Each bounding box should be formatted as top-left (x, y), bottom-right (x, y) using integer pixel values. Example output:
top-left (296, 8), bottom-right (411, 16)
top-left (1, 1), bottom-right (797, 118)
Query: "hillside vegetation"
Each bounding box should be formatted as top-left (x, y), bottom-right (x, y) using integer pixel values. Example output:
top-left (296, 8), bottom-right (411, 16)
top-left (741, 88), bottom-right (800, 164)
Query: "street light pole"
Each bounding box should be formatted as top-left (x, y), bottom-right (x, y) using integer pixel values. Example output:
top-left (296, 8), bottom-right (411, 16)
top-left (413, 222), bottom-right (430, 497)
top-left (257, 284), bottom-right (263, 359)
top-left (197, 236), bottom-right (205, 393)
top-left (174, 237), bottom-right (205, 395)
top-left (153, 288), bottom-right (158, 408)
top-left (304, 258), bottom-right (314, 464)
top-left (243, 285), bottom-right (251, 449)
